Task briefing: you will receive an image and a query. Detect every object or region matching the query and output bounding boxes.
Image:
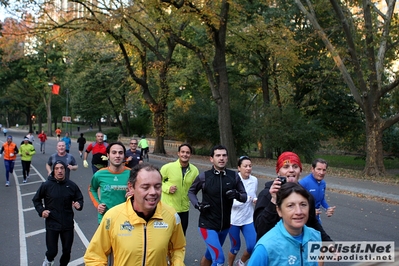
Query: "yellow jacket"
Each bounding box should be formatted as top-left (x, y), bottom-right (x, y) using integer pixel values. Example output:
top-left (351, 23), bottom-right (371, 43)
top-left (19, 143), bottom-right (36, 161)
top-left (161, 160), bottom-right (199, 212)
top-left (84, 199), bottom-right (186, 266)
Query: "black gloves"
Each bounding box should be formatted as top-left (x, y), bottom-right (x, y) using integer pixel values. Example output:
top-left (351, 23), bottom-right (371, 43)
top-left (226, 189), bottom-right (240, 200)
top-left (195, 202), bottom-right (210, 212)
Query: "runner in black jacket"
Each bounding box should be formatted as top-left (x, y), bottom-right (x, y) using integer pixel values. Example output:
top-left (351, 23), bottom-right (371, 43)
top-left (254, 180), bottom-right (332, 241)
top-left (188, 145), bottom-right (247, 266)
top-left (32, 160), bottom-right (84, 266)
top-left (253, 151), bottom-right (332, 242)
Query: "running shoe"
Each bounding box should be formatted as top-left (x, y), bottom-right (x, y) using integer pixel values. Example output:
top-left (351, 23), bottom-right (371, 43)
top-left (42, 257), bottom-right (54, 266)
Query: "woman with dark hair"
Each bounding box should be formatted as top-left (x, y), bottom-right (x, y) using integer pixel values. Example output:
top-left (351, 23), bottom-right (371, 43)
top-left (228, 156), bottom-right (258, 266)
top-left (248, 182), bottom-right (321, 266)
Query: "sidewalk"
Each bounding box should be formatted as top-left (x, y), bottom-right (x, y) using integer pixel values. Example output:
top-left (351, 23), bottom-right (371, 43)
top-left (151, 153), bottom-right (399, 204)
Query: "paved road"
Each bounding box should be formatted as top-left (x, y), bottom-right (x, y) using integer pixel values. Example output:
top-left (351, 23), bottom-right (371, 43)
top-left (0, 129), bottom-right (398, 265)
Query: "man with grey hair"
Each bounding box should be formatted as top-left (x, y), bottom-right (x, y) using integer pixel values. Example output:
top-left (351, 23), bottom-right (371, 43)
top-left (46, 141), bottom-right (78, 180)
top-left (83, 131), bottom-right (109, 173)
top-left (125, 138), bottom-right (143, 168)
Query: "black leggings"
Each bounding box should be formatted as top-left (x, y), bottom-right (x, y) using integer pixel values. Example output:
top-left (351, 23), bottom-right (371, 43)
top-left (45, 229), bottom-right (74, 266)
top-left (141, 147), bottom-right (149, 156)
top-left (178, 211), bottom-right (189, 235)
top-left (21, 160), bottom-right (31, 180)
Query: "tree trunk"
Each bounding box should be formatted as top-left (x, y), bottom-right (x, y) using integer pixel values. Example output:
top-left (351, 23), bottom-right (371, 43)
top-left (261, 64), bottom-right (272, 159)
top-left (215, 40), bottom-right (236, 165)
top-left (161, 0), bottom-right (236, 162)
top-left (97, 118), bottom-right (102, 132)
top-left (364, 119), bottom-right (385, 176)
top-left (152, 105), bottom-right (166, 154)
top-left (217, 96), bottom-right (236, 167)
top-left (118, 40), bottom-right (169, 155)
top-left (38, 115), bottom-right (42, 133)
top-left (257, 140), bottom-right (265, 158)
top-left (107, 96), bottom-right (125, 134)
top-left (213, 1), bottom-right (236, 168)
top-left (153, 135), bottom-right (165, 154)
top-left (123, 111), bottom-right (129, 136)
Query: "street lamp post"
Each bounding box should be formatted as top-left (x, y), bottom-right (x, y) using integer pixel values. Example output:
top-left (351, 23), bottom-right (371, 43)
top-left (66, 88), bottom-right (69, 135)
top-left (47, 83), bottom-right (53, 136)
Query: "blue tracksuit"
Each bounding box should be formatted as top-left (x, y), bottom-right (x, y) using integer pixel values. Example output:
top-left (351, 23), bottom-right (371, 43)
top-left (300, 173), bottom-right (329, 223)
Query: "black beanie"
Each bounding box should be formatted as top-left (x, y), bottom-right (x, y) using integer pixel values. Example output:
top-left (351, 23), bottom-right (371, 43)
top-left (52, 160), bottom-right (67, 174)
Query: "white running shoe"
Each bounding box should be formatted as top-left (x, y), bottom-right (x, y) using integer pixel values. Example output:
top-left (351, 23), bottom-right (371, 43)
top-left (23, 180), bottom-right (27, 183)
top-left (42, 257), bottom-right (54, 266)
top-left (234, 259), bottom-right (245, 266)
top-left (5, 181), bottom-right (9, 187)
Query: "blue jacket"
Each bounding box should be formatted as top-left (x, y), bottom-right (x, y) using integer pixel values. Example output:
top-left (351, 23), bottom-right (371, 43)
top-left (249, 220), bottom-right (321, 266)
top-left (61, 136), bottom-right (72, 151)
top-left (299, 174), bottom-right (329, 210)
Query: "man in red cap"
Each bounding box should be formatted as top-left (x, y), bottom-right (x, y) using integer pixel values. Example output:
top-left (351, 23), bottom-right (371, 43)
top-left (253, 151), bottom-right (332, 242)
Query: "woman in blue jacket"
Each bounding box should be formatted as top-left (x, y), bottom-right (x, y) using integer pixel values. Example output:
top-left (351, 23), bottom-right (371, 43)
top-left (248, 182), bottom-right (321, 266)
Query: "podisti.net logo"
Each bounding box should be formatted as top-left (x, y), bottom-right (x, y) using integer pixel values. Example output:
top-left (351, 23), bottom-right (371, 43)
top-left (307, 241), bottom-right (395, 262)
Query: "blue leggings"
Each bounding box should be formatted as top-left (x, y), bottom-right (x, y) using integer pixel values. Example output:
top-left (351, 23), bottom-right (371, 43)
top-left (229, 222), bottom-right (256, 255)
top-left (199, 227), bottom-right (229, 266)
top-left (4, 160), bottom-right (15, 181)
top-left (91, 165), bottom-right (99, 174)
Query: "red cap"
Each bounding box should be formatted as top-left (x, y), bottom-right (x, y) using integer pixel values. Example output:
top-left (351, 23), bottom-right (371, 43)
top-left (276, 152), bottom-right (302, 173)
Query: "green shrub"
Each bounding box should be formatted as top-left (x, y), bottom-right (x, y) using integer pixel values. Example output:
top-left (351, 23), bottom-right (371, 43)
top-left (104, 128), bottom-right (121, 142)
top-left (128, 116), bottom-right (152, 137)
top-left (261, 105), bottom-right (323, 163)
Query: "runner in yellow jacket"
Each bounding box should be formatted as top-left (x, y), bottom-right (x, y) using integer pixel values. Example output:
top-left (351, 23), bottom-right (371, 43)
top-left (19, 137), bottom-right (36, 183)
top-left (84, 163), bottom-right (186, 266)
top-left (160, 144), bottom-right (199, 235)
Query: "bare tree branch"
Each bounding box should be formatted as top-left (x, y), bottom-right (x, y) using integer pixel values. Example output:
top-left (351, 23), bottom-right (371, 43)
top-left (294, 0), bottom-right (363, 108)
top-left (375, 0), bottom-right (395, 98)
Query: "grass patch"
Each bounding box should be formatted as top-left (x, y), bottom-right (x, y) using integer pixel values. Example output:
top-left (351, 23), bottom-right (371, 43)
top-left (315, 154), bottom-right (399, 171)
top-left (315, 154), bottom-right (399, 183)
top-left (245, 152), bottom-right (399, 182)
top-left (315, 154), bottom-right (365, 170)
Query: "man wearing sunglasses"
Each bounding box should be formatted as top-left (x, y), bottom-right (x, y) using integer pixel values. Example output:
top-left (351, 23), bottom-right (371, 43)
top-left (125, 138), bottom-right (143, 168)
